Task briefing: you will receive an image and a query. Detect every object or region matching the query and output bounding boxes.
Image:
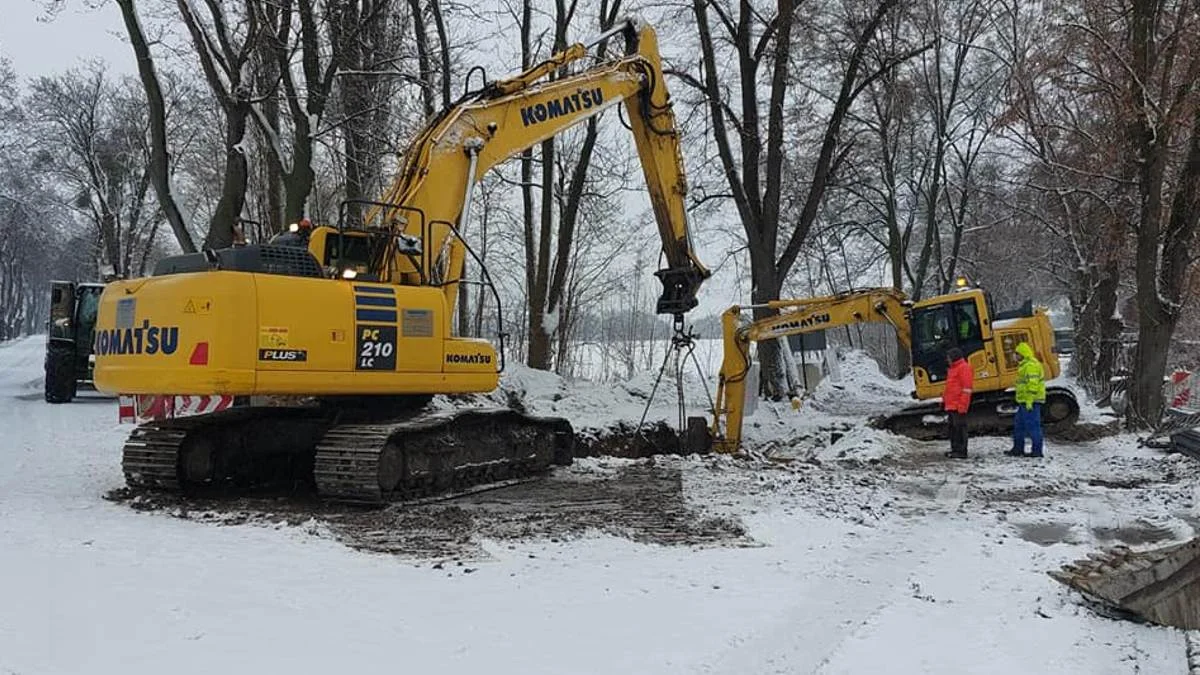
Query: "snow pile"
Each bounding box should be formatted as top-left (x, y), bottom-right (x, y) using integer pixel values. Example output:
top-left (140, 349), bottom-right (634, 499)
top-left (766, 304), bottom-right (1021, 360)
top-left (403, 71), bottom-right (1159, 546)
top-left (439, 361), bottom-right (717, 436)
top-left (806, 349), bottom-right (911, 416)
top-left (814, 424), bottom-right (897, 463)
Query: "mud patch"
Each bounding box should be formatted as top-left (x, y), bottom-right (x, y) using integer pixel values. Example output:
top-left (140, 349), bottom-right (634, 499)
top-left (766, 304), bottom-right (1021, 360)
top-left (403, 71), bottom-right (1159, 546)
top-left (1015, 521), bottom-right (1077, 546)
top-left (973, 482), bottom-right (1078, 504)
top-left (1051, 420), bottom-right (1123, 442)
top-left (573, 421), bottom-right (691, 458)
top-left (106, 460), bottom-right (752, 560)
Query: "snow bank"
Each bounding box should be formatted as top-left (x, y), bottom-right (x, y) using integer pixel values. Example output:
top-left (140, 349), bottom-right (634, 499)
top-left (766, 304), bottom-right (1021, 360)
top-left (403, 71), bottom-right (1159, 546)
top-left (441, 361), bottom-right (717, 436)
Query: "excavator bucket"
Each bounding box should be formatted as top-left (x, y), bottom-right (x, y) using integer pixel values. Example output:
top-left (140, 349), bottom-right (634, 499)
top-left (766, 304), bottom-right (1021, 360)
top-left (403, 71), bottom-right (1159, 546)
top-left (1048, 538), bottom-right (1200, 629)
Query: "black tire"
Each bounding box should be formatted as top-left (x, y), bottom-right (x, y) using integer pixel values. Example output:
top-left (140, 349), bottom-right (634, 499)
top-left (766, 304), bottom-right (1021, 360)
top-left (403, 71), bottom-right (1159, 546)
top-left (44, 342), bottom-right (78, 403)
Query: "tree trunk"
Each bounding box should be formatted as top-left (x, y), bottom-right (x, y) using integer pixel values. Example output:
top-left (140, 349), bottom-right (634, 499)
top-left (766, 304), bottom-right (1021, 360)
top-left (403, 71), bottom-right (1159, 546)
top-left (526, 131), bottom-right (555, 370)
top-left (1124, 0), bottom-right (1200, 428)
top-left (407, 0), bottom-right (436, 119)
top-left (205, 105), bottom-right (250, 249)
top-left (115, 0), bottom-right (195, 253)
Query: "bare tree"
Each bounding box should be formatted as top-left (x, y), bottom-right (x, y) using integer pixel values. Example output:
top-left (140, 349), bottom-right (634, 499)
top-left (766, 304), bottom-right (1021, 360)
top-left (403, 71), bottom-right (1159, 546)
top-left (516, 0), bottom-right (623, 370)
top-left (332, 0), bottom-right (397, 221)
top-left (681, 0), bottom-right (922, 395)
top-left (1122, 0), bottom-right (1200, 426)
top-left (27, 69), bottom-right (176, 279)
top-left (989, 0), bottom-right (1131, 392)
top-left (173, 0), bottom-right (268, 249)
top-left (114, 0), bottom-right (198, 253)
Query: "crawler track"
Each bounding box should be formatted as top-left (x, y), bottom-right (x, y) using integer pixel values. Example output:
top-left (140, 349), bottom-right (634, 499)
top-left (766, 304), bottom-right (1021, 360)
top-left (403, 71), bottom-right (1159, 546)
top-left (871, 386), bottom-right (1080, 441)
top-left (120, 406), bottom-right (573, 505)
top-left (313, 409), bottom-right (573, 503)
top-left (122, 424), bottom-right (189, 491)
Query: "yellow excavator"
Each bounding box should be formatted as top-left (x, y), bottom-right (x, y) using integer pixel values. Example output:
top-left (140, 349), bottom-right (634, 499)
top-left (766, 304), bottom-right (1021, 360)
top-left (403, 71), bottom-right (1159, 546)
top-left (92, 18), bottom-right (709, 503)
top-left (696, 283), bottom-right (1078, 453)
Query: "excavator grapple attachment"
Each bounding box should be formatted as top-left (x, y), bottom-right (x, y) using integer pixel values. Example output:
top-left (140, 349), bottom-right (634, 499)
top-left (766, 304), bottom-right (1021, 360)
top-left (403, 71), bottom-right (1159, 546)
top-left (1048, 539), bottom-right (1200, 629)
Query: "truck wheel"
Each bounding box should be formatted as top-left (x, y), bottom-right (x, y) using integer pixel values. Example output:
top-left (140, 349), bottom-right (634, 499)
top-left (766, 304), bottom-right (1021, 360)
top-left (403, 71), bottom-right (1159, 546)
top-left (44, 343), bottom-right (77, 403)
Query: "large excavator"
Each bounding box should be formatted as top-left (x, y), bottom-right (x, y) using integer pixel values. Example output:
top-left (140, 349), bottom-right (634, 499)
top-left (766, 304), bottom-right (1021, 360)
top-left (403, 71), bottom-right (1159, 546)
top-left (695, 283), bottom-right (1079, 453)
top-left (92, 18), bottom-right (709, 503)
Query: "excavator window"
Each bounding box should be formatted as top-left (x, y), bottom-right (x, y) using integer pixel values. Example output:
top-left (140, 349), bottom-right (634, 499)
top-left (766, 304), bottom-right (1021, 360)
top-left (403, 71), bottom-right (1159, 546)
top-left (952, 300), bottom-right (981, 341)
top-left (324, 233), bottom-right (372, 270)
top-left (951, 298), bottom-right (985, 361)
top-left (999, 331), bottom-right (1030, 371)
top-left (911, 298), bottom-right (985, 380)
top-left (913, 307), bottom-right (952, 353)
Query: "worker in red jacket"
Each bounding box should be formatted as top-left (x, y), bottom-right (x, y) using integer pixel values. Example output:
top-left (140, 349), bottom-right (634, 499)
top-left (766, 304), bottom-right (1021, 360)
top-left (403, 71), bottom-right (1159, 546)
top-left (943, 347), bottom-right (974, 458)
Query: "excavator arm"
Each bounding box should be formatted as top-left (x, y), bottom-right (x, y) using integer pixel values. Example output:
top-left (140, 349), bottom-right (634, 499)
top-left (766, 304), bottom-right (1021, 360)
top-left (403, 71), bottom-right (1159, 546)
top-left (359, 18), bottom-right (709, 328)
top-left (708, 288), bottom-right (912, 453)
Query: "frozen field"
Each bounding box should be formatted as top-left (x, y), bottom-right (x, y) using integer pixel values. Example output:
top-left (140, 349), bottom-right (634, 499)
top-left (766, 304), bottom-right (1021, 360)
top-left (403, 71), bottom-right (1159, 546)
top-left (0, 335), bottom-right (1194, 674)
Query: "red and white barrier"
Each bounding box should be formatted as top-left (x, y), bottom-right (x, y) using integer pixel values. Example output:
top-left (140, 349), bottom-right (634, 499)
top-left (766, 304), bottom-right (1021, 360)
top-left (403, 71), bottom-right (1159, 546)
top-left (117, 394), bottom-right (236, 423)
top-left (1170, 371), bottom-right (1196, 411)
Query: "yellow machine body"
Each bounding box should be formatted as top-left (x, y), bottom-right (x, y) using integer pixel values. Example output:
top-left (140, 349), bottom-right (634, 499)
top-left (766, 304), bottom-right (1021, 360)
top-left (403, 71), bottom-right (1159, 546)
top-left (907, 288), bottom-right (1061, 400)
top-left (93, 18), bottom-right (706, 404)
top-left (93, 270), bottom-right (497, 398)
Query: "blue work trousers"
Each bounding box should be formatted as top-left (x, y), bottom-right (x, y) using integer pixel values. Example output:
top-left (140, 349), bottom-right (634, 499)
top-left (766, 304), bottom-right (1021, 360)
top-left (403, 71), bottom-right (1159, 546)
top-left (1012, 402), bottom-right (1044, 456)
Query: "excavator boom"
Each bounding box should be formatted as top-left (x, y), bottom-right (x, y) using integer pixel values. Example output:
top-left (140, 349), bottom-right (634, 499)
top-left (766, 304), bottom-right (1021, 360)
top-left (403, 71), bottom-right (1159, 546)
top-left (708, 289), bottom-right (911, 453)
top-left (365, 18), bottom-right (708, 323)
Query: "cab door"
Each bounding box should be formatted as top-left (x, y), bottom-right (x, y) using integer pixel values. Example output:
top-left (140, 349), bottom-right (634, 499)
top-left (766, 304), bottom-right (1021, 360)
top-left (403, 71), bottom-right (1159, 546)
top-left (48, 281), bottom-right (77, 342)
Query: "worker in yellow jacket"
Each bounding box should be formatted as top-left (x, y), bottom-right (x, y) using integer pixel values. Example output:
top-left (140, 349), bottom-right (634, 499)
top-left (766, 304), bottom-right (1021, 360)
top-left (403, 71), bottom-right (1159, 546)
top-left (1005, 342), bottom-right (1045, 458)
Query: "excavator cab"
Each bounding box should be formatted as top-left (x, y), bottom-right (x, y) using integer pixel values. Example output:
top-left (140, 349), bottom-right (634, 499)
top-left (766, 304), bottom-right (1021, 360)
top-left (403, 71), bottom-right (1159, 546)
top-left (909, 293), bottom-right (985, 383)
top-left (908, 286), bottom-right (1062, 406)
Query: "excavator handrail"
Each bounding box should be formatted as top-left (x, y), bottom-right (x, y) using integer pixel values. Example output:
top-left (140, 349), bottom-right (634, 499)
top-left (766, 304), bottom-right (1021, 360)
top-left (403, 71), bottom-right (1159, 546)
top-left (429, 217), bottom-right (509, 374)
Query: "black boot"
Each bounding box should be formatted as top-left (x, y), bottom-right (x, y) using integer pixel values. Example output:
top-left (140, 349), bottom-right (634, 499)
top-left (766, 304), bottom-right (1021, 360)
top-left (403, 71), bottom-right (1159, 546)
top-left (945, 451), bottom-right (968, 458)
top-left (1004, 449), bottom-right (1025, 457)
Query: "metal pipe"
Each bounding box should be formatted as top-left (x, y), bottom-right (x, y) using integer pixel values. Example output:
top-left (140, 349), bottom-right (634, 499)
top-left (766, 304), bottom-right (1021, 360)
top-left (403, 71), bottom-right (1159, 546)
top-left (582, 18), bottom-right (634, 50)
top-left (459, 138), bottom-right (485, 232)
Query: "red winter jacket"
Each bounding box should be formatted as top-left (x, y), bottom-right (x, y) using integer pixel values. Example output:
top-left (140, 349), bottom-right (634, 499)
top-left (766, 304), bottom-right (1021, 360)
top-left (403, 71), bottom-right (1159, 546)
top-left (943, 358), bottom-right (974, 413)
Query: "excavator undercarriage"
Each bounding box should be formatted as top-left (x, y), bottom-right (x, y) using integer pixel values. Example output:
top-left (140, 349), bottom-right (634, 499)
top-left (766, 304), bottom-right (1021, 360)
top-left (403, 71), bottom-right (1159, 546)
top-left (121, 401), bottom-right (573, 505)
top-left (871, 386), bottom-right (1080, 441)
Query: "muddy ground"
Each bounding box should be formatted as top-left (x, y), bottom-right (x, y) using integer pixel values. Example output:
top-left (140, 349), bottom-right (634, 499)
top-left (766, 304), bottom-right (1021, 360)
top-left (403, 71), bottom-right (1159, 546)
top-left (106, 458), bottom-right (754, 562)
top-left (106, 416), bottom-right (1194, 565)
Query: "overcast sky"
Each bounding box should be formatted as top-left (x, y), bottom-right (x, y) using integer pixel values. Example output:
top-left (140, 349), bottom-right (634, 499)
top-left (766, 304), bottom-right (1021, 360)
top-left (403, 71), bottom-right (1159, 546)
top-left (1, 0), bottom-right (134, 78)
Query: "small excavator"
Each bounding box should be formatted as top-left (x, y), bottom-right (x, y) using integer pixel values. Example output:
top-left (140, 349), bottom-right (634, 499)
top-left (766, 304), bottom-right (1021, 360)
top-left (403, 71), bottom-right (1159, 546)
top-left (693, 282), bottom-right (1079, 453)
top-left (92, 18), bottom-right (709, 503)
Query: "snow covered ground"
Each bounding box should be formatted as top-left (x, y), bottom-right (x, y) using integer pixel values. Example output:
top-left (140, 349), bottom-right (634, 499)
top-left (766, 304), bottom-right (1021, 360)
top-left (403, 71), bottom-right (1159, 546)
top-left (0, 336), bottom-right (1195, 674)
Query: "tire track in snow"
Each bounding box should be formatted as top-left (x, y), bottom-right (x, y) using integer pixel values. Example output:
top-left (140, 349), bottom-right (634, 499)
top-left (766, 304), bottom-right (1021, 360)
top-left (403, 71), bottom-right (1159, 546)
top-left (697, 522), bottom-right (934, 675)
